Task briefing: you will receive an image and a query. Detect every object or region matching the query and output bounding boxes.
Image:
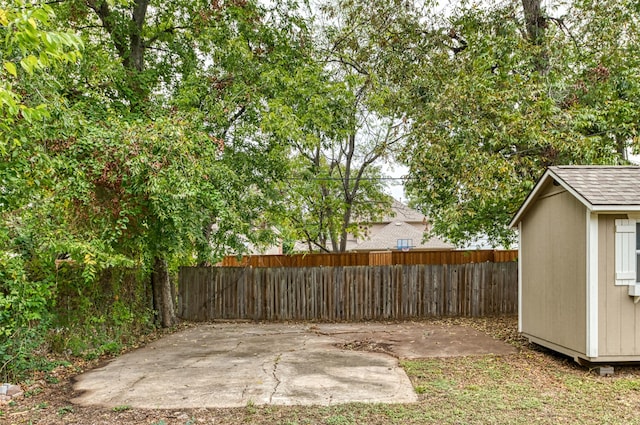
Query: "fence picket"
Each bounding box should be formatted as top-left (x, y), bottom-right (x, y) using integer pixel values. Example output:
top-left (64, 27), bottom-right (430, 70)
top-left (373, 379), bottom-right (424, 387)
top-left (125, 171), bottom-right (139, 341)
top-left (179, 259), bottom-right (518, 321)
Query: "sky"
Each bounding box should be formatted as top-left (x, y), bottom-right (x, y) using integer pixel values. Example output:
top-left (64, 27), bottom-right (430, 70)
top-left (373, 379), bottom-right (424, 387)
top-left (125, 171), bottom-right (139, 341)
top-left (382, 163), bottom-right (408, 202)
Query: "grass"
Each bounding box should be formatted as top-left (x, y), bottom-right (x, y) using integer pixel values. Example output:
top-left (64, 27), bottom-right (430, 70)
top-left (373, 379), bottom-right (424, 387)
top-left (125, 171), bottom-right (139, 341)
top-left (391, 348), bottom-right (640, 424)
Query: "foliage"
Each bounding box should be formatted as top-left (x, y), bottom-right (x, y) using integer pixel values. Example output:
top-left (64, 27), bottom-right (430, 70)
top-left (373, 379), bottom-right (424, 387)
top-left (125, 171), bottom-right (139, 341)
top-left (0, 0), bottom-right (83, 382)
top-left (49, 0), bottom-right (304, 262)
top-left (399, 0), bottom-right (640, 246)
top-left (0, 0), bottom-right (81, 120)
top-left (47, 266), bottom-right (153, 360)
top-left (0, 241), bottom-right (54, 381)
top-left (0, 0), bottom-right (374, 378)
top-left (40, 0), bottom-right (311, 327)
top-left (264, 63), bottom-right (393, 252)
top-left (268, 0), bottom-right (420, 252)
top-left (0, 0), bottom-right (310, 378)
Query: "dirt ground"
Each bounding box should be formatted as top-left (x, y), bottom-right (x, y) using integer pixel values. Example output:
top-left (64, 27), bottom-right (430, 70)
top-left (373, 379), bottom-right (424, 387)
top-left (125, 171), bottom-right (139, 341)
top-left (4, 316), bottom-right (639, 425)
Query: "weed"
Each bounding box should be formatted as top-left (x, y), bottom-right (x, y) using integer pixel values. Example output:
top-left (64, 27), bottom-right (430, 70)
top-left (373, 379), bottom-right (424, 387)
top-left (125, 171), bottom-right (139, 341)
top-left (112, 404), bottom-right (132, 412)
top-left (245, 399), bottom-right (257, 415)
top-left (24, 387), bottom-right (43, 398)
top-left (45, 374), bottom-right (59, 384)
top-left (83, 351), bottom-right (100, 360)
top-left (429, 378), bottom-right (456, 391)
top-left (415, 384), bottom-right (429, 394)
top-left (36, 401), bottom-right (48, 409)
top-left (325, 413), bottom-right (355, 425)
top-left (400, 359), bottom-right (442, 377)
top-left (613, 379), bottom-right (640, 391)
top-left (57, 405), bottom-right (74, 415)
top-left (517, 397), bottom-right (543, 410)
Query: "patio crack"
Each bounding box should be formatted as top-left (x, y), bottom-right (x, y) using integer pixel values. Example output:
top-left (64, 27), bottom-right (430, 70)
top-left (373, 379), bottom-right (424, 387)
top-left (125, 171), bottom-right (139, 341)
top-left (269, 354), bottom-right (282, 404)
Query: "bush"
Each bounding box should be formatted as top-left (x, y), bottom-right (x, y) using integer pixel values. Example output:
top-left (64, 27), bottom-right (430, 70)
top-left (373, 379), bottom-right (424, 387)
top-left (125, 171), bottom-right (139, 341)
top-left (0, 245), bottom-right (55, 377)
top-left (0, 250), bottom-right (154, 382)
top-left (47, 266), bottom-right (155, 360)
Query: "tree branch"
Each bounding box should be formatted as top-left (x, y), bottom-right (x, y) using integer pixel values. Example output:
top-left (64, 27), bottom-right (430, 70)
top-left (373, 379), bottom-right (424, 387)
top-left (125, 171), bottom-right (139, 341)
top-left (86, 0), bottom-right (129, 62)
top-left (221, 105), bottom-right (247, 139)
top-left (447, 28), bottom-right (468, 54)
top-left (145, 25), bottom-right (191, 46)
top-left (548, 16), bottom-right (581, 56)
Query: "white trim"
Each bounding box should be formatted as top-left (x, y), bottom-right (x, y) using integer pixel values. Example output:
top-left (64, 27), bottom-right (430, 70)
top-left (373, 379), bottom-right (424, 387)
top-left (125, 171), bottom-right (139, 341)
top-left (586, 212), bottom-right (599, 358)
top-left (509, 169), bottom-right (595, 228)
top-left (509, 167), bottom-right (640, 228)
top-left (518, 222), bottom-right (523, 333)
top-left (628, 284), bottom-right (640, 297)
top-left (591, 205), bottom-right (640, 212)
top-left (548, 169), bottom-right (594, 210)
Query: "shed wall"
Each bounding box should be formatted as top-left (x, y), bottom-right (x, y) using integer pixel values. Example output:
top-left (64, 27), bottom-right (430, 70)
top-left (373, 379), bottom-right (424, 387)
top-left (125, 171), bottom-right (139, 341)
top-left (520, 183), bottom-right (587, 355)
top-left (598, 214), bottom-right (640, 358)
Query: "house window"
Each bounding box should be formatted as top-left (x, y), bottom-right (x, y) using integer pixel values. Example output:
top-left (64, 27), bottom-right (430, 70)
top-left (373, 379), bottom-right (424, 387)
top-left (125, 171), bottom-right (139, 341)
top-left (397, 239), bottom-right (412, 250)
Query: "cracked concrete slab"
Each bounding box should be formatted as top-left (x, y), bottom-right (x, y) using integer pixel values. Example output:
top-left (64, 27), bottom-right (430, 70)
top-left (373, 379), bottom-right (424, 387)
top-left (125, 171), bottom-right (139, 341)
top-left (71, 321), bottom-right (515, 409)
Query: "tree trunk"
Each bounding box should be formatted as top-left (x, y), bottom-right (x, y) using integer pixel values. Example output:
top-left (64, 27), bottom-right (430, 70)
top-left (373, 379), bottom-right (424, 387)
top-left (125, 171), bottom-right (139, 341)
top-left (522, 0), bottom-right (544, 43)
top-left (339, 203), bottom-right (353, 252)
top-left (521, 0), bottom-right (548, 74)
top-left (151, 255), bottom-right (177, 328)
top-left (616, 135), bottom-right (628, 163)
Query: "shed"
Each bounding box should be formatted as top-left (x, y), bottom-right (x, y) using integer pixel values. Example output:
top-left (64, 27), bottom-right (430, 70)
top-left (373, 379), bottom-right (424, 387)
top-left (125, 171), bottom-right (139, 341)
top-left (510, 165), bottom-right (640, 363)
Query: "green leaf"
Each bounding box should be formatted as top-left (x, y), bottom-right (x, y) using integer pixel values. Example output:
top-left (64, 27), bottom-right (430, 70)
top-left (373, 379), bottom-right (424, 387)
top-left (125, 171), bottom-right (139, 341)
top-left (20, 55), bottom-right (40, 74)
top-left (3, 62), bottom-right (17, 77)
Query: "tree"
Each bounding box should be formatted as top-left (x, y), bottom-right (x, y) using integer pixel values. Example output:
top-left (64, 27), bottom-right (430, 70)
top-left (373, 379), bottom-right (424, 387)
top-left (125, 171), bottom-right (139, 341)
top-left (31, 0), bottom-right (312, 326)
top-left (399, 0), bottom-right (640, 246)
top-left (266, 0), bottom-right (423, 252)
top-left (264, 66), bottom-right (397, 252)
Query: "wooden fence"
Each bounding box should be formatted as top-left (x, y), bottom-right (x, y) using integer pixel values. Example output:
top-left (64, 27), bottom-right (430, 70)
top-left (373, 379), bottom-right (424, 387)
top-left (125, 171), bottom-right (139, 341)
top-left (178, 262), bottom-right (517, 321)
top-left (219, 249), bottom-right (518, 268)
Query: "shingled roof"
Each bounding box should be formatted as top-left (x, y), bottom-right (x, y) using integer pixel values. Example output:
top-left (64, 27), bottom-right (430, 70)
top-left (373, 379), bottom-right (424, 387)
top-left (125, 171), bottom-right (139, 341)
top-left (352, 221), bottom-right (454, 251)
top-left (551, 166), bottom-right (640, 206)
top-left (510, 165), bottom-right (640, 227)
top-left (380, 199), bottom-right (427, 223)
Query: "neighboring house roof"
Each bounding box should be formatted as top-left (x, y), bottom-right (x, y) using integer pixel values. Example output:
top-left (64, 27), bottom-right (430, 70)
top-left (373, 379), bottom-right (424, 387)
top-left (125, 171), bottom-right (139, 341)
top-left (292, 198), bottom-right (454, 252)
top-left (352, 221), bottom-right (454, 251)
top-left (510, 165), bottom-right (640, 228)
top-left (349, 199), bottom-right (454, 251)
top-left (380, 198), bottom-right (427, 224)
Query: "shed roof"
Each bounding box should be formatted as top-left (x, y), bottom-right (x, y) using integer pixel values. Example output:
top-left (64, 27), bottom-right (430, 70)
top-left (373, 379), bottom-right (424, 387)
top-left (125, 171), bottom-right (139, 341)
top-left (510, 165), bottom-right (640, 228)
top-left (551, 166), bottom-right (640, 206)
